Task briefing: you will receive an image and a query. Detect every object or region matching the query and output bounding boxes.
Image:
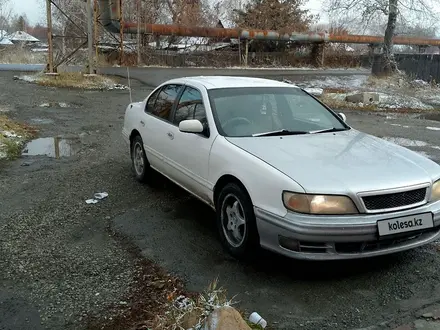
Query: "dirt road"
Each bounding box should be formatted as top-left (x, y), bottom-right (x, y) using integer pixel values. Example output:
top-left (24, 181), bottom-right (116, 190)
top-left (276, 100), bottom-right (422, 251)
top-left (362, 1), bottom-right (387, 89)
top-left (1, 69), bottom-right (440, 330)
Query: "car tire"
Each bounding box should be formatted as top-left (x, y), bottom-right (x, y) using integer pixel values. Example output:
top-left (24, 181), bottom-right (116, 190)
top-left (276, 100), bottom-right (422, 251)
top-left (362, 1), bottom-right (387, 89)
top-left (131, 135), bottom-right (150, 183)
top-left (216, 182), bottom-right (260, 260)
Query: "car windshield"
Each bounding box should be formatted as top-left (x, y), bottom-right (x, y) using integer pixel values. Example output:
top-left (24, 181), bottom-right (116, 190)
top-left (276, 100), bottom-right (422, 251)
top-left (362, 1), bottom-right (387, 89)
top-left (207, 87), bottom-right (348, 137)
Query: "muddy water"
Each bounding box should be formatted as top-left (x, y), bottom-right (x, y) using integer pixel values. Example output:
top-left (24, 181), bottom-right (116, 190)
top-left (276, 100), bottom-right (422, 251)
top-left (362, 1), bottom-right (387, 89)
top-left (419, 113), bottom-right (440, 122)
top-left (22, 137), bottom-right (81, 158)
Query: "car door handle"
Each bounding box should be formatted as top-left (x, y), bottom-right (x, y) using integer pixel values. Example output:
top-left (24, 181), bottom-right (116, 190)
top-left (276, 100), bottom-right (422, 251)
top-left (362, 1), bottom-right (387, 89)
top-left (140, 120), bottom-right (145, 127)
top-left (167, 132), bottom-right (174, 140)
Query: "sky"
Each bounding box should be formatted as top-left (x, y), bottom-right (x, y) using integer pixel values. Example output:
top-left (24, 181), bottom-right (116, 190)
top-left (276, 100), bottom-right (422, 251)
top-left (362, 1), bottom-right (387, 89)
top-left (9, 0), bottom-right (326, 25)
top-left (8, 0), bottom-right (439, 29)
top-left (10, 0), bottom-right (45, 24)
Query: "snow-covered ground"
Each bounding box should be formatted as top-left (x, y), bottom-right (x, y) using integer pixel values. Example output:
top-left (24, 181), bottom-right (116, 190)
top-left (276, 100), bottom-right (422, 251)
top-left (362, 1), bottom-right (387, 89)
top-left (293, 73), bottom-right (440, 111)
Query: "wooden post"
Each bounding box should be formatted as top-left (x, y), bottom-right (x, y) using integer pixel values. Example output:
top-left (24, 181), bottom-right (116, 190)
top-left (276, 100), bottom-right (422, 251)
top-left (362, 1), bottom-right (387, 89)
top-left (119, 0), bottom-right (124, 66)
top-left (244, 39), bottom-right (248, 67)
top-left (238, 37), bottom-right (241, 66)
top-left (46, 0), bottom-right (54, 73)
top-left (136, 0), bottom-right (141, 65)
top-left (86, 0), bottom-right (94, 74)
top-left (94, 0), bottom-right (99, 71)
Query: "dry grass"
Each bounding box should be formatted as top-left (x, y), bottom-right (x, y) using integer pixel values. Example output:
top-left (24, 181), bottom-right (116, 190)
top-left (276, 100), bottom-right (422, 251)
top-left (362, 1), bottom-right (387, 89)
top-left (150, 278), bottom-right (266, 330)
top-left (320, 94), bottom-right (378, 111)
top-left (34, 72), bottom-right (119, 89)
top-left (0, 115), bottom-right (38, 160)
top-left (0, 46), bottom-right (46, 64)
top-left (151, 278), bottom-right (236, 330)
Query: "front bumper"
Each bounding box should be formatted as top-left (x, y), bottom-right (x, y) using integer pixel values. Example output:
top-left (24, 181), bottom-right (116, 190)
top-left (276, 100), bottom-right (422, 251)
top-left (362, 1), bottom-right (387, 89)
top-left (255, 200), bottom-right (440, 260)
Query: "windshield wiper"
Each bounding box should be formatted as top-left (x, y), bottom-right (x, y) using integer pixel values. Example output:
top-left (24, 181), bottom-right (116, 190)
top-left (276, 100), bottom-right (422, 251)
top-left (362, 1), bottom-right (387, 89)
top-left (309, 127), bottom-right (348, 134)
top-left (253, 129), bottom-right (310, 137)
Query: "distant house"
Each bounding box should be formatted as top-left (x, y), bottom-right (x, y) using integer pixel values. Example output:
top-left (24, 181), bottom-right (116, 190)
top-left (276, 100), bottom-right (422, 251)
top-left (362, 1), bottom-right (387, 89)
top-left (6, 31), bottom-right (40, 44)
top-left (0, 38), bottom-right (14, 46)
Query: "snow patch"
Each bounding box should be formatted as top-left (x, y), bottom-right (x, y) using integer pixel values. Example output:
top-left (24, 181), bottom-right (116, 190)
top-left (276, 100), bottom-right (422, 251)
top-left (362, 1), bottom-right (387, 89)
top-left (431, 146), bottom-right (440, 150)
top-left (415, 150), bottom-right (434, 159)
top-left (377, 93), bottom-right (433, 110)
top-left (390, 123), bottom-right (410, 128)
top-left (381, 137), bottom-right (428, 147)
top-left (426, 127), bottom-right (440, 131)
top-left (297, 75), bottom-right (368, 90)
top-left (15, 75), bottom-right (38, 83)
top-left (106, 83), bottom-right (128, 90)
top-left (304, 87), bottom-right (324, 96)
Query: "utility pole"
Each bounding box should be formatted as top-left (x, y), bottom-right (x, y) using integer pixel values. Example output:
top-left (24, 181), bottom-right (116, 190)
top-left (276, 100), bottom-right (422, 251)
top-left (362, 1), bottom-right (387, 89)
top-left (46, 0), bottom-right (54, 73)
top-left (119, 0), bottom-right (124, 65)
top-left (94, 0), bottom-right (99, 65)
top-left (136, 0), bottom-right (141, 65)
top-left (86, 0), bottom-right (94, 74)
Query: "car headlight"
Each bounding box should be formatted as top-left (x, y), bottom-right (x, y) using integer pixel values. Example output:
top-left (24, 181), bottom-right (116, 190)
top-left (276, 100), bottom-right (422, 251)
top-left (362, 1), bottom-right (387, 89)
top-left (282, 191), bottom-right (359, 215)
top-left (431, 180), bottom-right (440, 202)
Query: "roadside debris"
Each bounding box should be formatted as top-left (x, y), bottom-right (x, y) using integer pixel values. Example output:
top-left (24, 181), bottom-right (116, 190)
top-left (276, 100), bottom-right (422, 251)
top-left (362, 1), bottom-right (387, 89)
top-left (94, 192), bottom-right (109, 200)
top-left (204, 306), bottom-right (251, 330)
top-left (248, 312), bottom-right (267, 328)
top-left (86, 192), bottom-right (108, 204)
top-left (345, 92), bottom-right (380, 104)
top-left (151, 279), bottom-right (253, 330)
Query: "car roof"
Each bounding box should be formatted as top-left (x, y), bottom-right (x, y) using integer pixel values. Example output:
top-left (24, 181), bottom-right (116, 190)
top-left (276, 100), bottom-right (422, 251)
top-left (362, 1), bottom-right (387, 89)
top-left (165, 76), bottom-right (300, 90)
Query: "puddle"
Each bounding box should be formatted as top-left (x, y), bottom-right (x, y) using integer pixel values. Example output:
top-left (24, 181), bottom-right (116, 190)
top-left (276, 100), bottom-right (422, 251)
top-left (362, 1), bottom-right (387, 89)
top-left (30, 118), bottom-right (54, 125)
top-left (419, 113), bottom-right (440, 122)
top-left (22, 137), bottom-right (81, 158)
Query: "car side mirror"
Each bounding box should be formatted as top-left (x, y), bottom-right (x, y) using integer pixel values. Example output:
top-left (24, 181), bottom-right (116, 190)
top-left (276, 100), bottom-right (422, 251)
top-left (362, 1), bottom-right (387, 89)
top-left (338, 112), bottom-right (347, 122)
top-left (179, 119), bottom-right (204, 134)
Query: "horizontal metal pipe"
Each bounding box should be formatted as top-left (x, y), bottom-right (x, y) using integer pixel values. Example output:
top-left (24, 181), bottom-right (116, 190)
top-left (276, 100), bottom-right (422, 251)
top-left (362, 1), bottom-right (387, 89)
top-left (329, 34), bottom-right (440, 46)
top-left (98, 0), bottom-right (440, 46)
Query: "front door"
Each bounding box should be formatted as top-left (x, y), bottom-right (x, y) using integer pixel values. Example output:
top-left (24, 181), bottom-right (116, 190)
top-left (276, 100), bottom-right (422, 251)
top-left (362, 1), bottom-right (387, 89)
top-left (166, 85), bottom-right (215, 202)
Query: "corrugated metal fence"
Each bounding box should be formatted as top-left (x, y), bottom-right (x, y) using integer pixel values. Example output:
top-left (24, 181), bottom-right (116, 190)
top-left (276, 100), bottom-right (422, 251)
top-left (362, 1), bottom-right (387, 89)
top-left (368, 54), bottom-right (440, 82)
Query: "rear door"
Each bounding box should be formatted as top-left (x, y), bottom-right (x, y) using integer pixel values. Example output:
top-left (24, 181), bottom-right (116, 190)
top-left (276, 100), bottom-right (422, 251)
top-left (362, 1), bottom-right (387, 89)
top-left (140, 84), bottom-right (184, 174)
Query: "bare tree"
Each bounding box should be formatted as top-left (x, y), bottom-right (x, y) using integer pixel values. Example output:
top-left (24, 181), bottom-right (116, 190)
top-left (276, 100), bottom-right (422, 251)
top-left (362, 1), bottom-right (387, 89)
top-left (0, 0), bottom-right (13, 35)
top-left (324, 0), bottom-right (436, 75)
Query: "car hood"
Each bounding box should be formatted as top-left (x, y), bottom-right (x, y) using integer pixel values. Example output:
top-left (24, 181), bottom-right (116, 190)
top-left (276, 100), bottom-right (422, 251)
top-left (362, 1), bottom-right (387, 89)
top-left (226, 129), bottom-right (440, 194)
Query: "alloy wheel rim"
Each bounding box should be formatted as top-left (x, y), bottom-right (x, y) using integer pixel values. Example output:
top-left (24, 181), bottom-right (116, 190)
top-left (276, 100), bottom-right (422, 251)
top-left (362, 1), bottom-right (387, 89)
top-left (221, 193), bottom-right (247, 248)
top-left (133, 142), bottom-right (145, 176)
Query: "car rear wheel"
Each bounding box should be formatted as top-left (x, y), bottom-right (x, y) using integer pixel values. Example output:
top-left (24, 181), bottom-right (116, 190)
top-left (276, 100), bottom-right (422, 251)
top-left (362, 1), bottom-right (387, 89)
top-left (131, 135), bottom-right (150, 183)
top-left (216, 182), bottom-right (260, 260)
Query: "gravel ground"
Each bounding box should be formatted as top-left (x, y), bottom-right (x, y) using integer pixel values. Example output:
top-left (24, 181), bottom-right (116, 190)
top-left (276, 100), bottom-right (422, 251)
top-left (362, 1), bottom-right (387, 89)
top-left (1, 68), bottom-right (440, 330)
top-left (0, 71), bottom-right (185, 330)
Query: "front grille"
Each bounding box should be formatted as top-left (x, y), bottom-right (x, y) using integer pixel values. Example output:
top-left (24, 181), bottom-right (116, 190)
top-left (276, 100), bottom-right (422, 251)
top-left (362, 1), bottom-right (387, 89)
top-left (362, 187), bottom-right (427, 211)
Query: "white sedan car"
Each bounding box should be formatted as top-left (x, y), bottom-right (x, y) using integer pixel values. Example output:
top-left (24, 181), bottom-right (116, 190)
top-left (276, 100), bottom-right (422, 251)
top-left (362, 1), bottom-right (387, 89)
top-left (122, 76), bottom-right (440, 260)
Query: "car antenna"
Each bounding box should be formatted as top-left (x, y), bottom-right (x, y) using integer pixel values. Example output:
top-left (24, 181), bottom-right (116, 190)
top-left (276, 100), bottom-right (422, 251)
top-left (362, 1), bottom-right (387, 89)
top-left (126, 66), bottom-right (133, 103)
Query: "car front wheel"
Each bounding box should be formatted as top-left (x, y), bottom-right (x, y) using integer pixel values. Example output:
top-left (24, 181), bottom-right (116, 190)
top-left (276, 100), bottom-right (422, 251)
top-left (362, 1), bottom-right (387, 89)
top-left (131, 135), bottom-right (150, 183)
top-left (216, 182), bottom-right (260, 260)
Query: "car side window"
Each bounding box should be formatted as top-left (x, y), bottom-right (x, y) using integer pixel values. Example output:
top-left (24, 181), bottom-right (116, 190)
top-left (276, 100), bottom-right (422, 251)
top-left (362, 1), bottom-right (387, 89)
top-left (145, 88), bottom-right (161, 113)
top-left (173, 86), bottom-right (207, 126)
top-left (151, 84), bottom-right (183, 121)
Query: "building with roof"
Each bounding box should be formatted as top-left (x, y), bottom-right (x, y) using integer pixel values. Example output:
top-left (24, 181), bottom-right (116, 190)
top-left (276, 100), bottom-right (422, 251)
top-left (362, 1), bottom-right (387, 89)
top-left (6, 31), bottom-right (40, 44)
top-left (0, 38), bottom-right (14, 45)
